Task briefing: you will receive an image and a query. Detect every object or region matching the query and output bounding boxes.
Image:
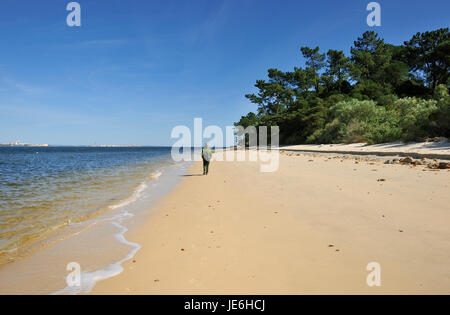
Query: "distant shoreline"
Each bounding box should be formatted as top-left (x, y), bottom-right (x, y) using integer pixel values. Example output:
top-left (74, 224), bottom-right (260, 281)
top-left (0, 144), bottom-right (49, 147)
top-left (0, 144), bottom-right (159, 148)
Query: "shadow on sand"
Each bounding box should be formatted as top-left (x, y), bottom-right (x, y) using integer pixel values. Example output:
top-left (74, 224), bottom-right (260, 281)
top-left (180, 174), bottom-right (204, 177)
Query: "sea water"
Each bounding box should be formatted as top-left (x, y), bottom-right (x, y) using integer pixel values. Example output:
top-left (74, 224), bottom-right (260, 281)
top-left (0, 146), bottom-right (188, 294)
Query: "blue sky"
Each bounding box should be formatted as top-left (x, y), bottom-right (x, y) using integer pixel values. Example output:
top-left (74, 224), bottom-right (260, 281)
top-left (0, 0), bottom-right (448, 146)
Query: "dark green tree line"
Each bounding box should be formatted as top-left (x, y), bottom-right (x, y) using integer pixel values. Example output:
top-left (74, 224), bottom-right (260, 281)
top-left (236, 28), bottom-right (450, 145)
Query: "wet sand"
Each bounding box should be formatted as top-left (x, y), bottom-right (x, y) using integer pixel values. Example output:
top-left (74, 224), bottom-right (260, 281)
top-left (91, 151), bottom-right (450, 294)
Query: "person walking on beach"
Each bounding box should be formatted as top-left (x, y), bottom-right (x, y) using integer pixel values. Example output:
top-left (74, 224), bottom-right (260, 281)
top-left (202, 144), bottom-right (212, 175)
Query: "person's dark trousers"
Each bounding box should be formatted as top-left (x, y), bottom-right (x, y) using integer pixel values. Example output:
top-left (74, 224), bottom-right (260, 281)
top-left (203, 159), bottom-right (210, 175)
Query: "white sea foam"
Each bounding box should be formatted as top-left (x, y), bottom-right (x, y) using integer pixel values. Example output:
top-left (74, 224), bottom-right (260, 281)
top-left (108, 171), bottom-right (161, 210)
top-left (108, 182), bottom-right (148, 210)
top-left (49, 165), bottom-right (184, 295)
top-left (52, 210), bottom-right (140, 295)
top-left (51, 170), bottom-right (165, 295)
top-left (151, 171), bottom-right (162, 179)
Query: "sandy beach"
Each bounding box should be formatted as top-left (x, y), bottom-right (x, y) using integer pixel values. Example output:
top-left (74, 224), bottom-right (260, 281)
top-left (280, 141), bottom-right (450, 159)
top-left (89, 149), bottom-right (450, 295)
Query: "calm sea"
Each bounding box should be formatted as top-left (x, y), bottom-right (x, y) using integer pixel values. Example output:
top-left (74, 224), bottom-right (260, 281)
top-left (0, 146), bottom-right (185, 293)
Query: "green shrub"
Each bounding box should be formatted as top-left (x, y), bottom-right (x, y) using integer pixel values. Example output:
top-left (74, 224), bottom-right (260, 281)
top-left (431, 85), bottom-right (450, 137)
top-left (376, 94), bottom-right (398, 107)
top-left (307, 118), bottom-right (345, 144)
top-left (308, 98), bottom-right (427, 144)
top-left (392, 97), bottom-right (438, 141)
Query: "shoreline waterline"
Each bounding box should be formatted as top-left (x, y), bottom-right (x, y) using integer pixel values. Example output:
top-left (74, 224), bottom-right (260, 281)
top-left (91, 151), bottom-right (450, 294)
top-left (52, 162), bottom-right (191, 295)
top-left (0, 147), bottom-right (190, 294)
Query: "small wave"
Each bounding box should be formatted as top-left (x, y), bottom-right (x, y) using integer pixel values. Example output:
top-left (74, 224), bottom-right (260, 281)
top-left (107, 171), bottom-right (161, 211)
top-left (50, 168), bottom-right (171, 294)
top-left (108, 182), bottom-right (148, 210)
top-left (52, 210), bottom-right (140, 295)
top-left (151, 171), bottom-right (162, 179)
